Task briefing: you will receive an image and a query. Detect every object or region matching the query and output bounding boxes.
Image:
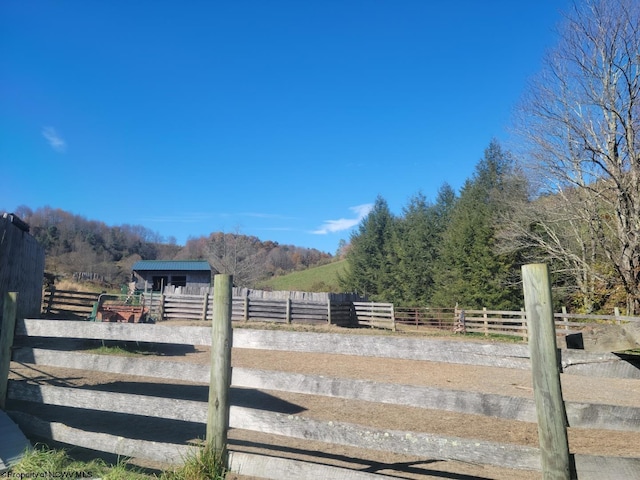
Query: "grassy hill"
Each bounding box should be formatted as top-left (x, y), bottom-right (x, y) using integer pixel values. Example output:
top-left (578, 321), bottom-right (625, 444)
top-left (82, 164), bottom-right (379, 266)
top-left (259, 259), bottom-right (348, 292)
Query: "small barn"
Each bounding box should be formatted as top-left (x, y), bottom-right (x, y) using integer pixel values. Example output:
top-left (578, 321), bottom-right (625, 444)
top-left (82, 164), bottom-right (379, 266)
top-left (132, 260), bottom-right (212, 293)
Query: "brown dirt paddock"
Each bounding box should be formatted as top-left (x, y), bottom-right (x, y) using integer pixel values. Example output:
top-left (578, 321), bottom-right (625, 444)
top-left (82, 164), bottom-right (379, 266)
top-left (8, 322), bottom-right (640, 480)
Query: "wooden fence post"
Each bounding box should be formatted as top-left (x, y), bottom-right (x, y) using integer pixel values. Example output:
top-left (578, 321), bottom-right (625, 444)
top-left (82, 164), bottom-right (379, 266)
top-left (286, 297), bottom-right (292, 324)
top-left (522, 264), bottom-right (571, 480)
top-left (520, 308), bottom-right (527, 342)
top-left (202, 292), bottom-right (209, 322)
top-left (149, 291), bottom-right (154, 319)
top-left (453, 304), bottom-right (460, 332)
top-left (45, 286), bottom-right (55, 315)
top-left (159, 293), bottom-right (165, 322)
top-left (483, 307), bottom-right (488, 336)
top-left (327, 298), bottom-right (332, 325)
top-left (0, 292), bottom-right (18, 410)
top-left (243, 292), bottom-right (249, 322)
top-left (390, 303), bottom-right (396, 332)
top-left (207, 274), bottom-right (233, 465)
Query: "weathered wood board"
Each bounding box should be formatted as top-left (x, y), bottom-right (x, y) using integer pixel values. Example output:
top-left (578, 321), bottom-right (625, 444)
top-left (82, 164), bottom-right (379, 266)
top-left (228, 452), bottom-right (400, 480)
top-left (8, 411), bottom-right (193, 464)
top-left (17, 318), bottom-right (212, 345)
top-left (14, 320), bottom-right (640, 380)
top-left (8, 404), bottom-right (640, 480)
top-left (568, 322), bottom-right (640, 353)
top-left (12, 347), bottom-right (210, 383)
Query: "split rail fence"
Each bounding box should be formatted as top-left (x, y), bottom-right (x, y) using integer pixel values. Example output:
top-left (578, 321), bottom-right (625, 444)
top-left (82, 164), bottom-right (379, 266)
top-left (394, 306), bottom-right (456, 330)
top-left (41, 288), bottom-right (356, 326)
top-left (454, 307), bottom-right (640, 341)
top-left (41, 288), bottom-right (640, 338)
top-left (3, 295), bottom-right (640, 478)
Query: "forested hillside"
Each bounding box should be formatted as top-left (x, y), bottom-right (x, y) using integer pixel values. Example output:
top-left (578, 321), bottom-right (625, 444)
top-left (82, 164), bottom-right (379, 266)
top-left (8, 205), bottom-right (332, 288)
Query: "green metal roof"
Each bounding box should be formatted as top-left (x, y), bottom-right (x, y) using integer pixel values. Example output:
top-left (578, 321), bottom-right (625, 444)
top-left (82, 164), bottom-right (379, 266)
top-left (132, 260), bottom-right (211, 271)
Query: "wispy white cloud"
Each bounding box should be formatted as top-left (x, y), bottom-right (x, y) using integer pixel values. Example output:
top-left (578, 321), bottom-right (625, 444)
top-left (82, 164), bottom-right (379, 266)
top-left (312, 203), bottom-right (373, 235)
top-left (42, 126), bottom-right (66, 152)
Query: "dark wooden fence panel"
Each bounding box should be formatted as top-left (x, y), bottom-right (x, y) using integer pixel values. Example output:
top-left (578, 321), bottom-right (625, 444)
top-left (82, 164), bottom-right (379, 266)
top-left (329, 302), bottom-right (354, 326)
top-left (0, 213), bottom-right (45, 318)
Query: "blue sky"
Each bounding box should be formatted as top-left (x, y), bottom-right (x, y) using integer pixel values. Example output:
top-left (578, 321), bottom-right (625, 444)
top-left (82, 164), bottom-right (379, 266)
top-left (1, 0), bottom-right (569, 254)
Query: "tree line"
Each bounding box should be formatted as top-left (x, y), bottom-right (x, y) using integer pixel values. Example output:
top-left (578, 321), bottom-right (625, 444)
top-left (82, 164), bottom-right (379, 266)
top-left (10, 205), bottom-right (332, 288)
top-left (339, 141), bottom-right (527, 310)
top-left (341, 0), bottom-right (640, 315)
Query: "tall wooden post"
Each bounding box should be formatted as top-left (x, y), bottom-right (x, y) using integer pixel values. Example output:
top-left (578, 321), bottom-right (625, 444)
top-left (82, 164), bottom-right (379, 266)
top-left (522, 264), bottom-right (571, 480)
top-left (45, 286), bottom-right (55, 315)
top-left (202, 292), bottom-right (209, 322)
top-left (0, 292), bottom-right (18, 410)
top-left (207, 274), bottom-right (233, 464)
top-left (159, 293), bottom-right (166, 322)
top-left (285, 297), bottom-right (292, 324)
top-left (483, 307), bottom-right (489, 336)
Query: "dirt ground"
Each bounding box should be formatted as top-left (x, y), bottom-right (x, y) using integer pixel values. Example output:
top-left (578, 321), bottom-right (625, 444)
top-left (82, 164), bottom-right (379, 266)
top-left (8, 323), bottom-right (640, 480)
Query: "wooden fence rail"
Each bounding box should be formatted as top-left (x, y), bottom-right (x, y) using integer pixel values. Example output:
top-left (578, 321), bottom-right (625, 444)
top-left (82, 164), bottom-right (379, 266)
top-left (41, 288), bottom-right (101, 318)
top-left (458, 308), bottom-right (529, 340)
top-left (41, 289), bottom-right (357, 326)
top-left (394, 306), bottom-right (456, 329)
top-left (352, 302), bottom-right (395, 330)
top-left (4, 317), bottom-right (640, 479)
top-left (455, 308), bottom-right (640, 342)
top-left (41, 288), bottom-right (640, 339)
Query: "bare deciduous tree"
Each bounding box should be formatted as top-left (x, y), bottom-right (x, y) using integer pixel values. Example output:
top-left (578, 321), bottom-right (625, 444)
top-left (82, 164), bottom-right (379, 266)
top-left (207, 230), bottom-right (267, 287)
top-left (497, 185), bottom-right (609, 312)
top-left (513, 0), bottom-right (640, 313)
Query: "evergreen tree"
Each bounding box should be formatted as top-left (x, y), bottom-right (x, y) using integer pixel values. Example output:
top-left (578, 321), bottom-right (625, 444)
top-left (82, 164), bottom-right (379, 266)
top-left (393, 184), bottom-right (456, 305)
top-left (340, 196), bottom-right (396, 299)
top-left (432, 141), bottom-right (524, 309)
